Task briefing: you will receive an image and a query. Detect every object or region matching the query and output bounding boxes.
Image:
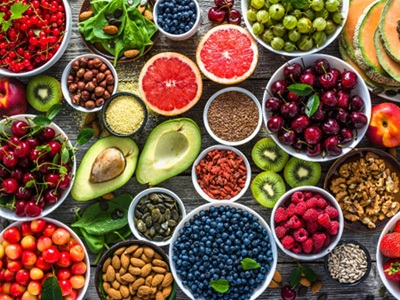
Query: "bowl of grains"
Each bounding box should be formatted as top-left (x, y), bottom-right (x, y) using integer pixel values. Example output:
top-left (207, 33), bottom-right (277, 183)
top-left (324, 240), bottom-right (371, 287)
top-left (204, 87), bottom-right (262, 146)
top-left (101, 92), bottom-right (148, 137)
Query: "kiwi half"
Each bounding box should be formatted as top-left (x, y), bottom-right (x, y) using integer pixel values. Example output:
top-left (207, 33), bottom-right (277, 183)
top-left (283, 157), bottom-right (321, 188)
top-left (251, 171), bottom-right (286, 208)
top-left (251, 138), bottom-right (289, 172)
top-left (26, 75), bottom-right (62, 112)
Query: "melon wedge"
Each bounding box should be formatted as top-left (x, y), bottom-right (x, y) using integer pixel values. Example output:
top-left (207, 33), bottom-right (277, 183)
top-left (379, 0), bottom-right (400, 63)
top-left (375, 29), bottom-right (400, 82)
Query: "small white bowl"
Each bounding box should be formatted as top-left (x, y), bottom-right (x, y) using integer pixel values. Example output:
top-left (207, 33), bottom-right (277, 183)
top-left (204, 87), bottom-right (262, 146)
top-left (61, 54), bottom-right (118, 113)
top-left (169, 201), bottom-right (278, 300)
top-left (0, 114), bottom-right (76, 221)
top-left (0, 0), bottom-right (72, 77)
top-left (154, 0), bottom-right (201, 41)
top-left (192, 145), bottom-right (251, 202)
top-left (271, 186), bottom-right (344, 261)
top-left (0, 218), bottom-right (90, 300)
top-left (377, 211), bottom-right (400, 299)
top-left (128, 187), bottom-right (186, 247)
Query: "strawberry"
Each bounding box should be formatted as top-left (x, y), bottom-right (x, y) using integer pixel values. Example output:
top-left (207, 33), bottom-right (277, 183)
top-left (380, 232), bottom-right (400, 258)
top-left (394, 219), bottom-right (400, 233)
top-left (383, 258), bottom-right (400, 281)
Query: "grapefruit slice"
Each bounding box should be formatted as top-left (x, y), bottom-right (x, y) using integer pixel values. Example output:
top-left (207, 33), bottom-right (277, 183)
top-left (196, 24), bottom-right (258, 85)
top-left (139, 52), bottom-right (203, 116)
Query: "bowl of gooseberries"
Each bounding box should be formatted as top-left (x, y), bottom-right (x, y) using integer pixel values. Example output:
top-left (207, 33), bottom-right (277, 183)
top-left (0, 218), bottom-right (90, 299)
top-left (0, 114), bottom-right (76, 221)
top-left (241, 0), bottom-right (349, 56)
top-left (262, 53), bottom-right (371, 162)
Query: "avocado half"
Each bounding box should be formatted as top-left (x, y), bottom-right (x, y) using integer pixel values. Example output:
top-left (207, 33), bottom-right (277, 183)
top-left (135, 118), bottom-right (201, 186)
top-left (71, 136), bottom-right (139, 201)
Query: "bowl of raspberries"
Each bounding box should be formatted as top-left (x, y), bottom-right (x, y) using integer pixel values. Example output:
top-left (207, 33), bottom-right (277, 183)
top-left (271, 186), bottom-right (344, 261)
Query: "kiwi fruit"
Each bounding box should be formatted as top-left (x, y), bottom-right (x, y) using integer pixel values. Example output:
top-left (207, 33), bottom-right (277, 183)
top-left (251, 171), bottom-right (286, 208)
top-left (283, 157), bottom-right (321, 188)
top-left (26, 75), bottom-right (62, 112)
top-left (251, 138), bottom-right (289, 172)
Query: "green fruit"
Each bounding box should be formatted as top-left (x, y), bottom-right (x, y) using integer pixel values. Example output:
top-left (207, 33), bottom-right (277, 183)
top-left (332, 11), bottom-right (344, 24)
top-left (283, 15), bottom-right (297, 30)
top-left (315, 8), bottom-right (329, 19)
top-left (288, 28), bottom-right (301, 42)
top-left (269, 4), bottom-right (285, 20)
top-left (297, 35), bottom-right (314, 51)
top-left (247, 8), bottom-right (258, 22)
top-left (71, 136), bottom-right (139, 201)
top-left (251, 138), bottom-right (289, 172)
top-left (284, 41), bottom-right (297, 52)
top-left (272, 23), bottom-right (286, 37)
top-left (26, 75), bottom-right (62, 112)
top-left (325, 0), bottom-right (340, 12)
top-left (256, 10), bottom-right (270, 24)
top-left (252, 22), bottom-right (265, 35)
top-left (297, 17), bottom-right (312, 34)
top-left (313, 31), bottom-right (327, 47)
top-left (283, 157), bottom-right (321, 188)
top-left (313, 17), bottom-right (327, 31)
top-left (309, 0), bottom-right (324, 11)
top-left (324, 20), bottom-right (337, 35)
top-left (136, 118), bottom-right (201, 186)
top-left (251, 171), bottom-right (286, 208)
top-left (271, 36), bottom-right (285, 50)
top-left (261, 29), bottom-right (275, 43)
top-left (251, 0), bottom-right (265, 10)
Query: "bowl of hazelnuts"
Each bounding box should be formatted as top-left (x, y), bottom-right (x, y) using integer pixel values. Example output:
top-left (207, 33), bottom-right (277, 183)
top-left (61, 54), bottom-right (118, 112)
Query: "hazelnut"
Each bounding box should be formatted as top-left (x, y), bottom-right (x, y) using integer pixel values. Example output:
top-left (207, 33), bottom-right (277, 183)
top-left (81, 90), bottom-right (91, 101)
top-left (96, 73), bottom-right (105, 82)
top-left (67, 75), bottom-right (74, 84)
top-left (68, 83), bottom-right (78, 93)
top-left (92, 68), bottom-right (99, 76)
top-left (77, 81), bottom-right (86, 91)
top-left (83, 70), bottom-right (93, 82)
top-left (94, 86), bottom-right (105, 97)
top-left (87, 59), bottom-right (94, 69)
top-left (93, 58), bottom-right (103, 68)
top-left (85, 100), bottom-right (96, 109)
top-left (79, 57), bottom-right (89, 68)
top-left (103, 90), bottom-right (111, 99)
top-left (99, 63), bottom-right (108, 72)
top-left (104, 70), bottom-right (111, 76)
top-left (71, 60), bottom-right (80, 71)
top-left (107, 84), bottom-right (114, 93)
top-left (71, 94), bottom-right (81, 104)
top-left (85, 81), bottom-right (95, 92)
top-left (95, 98), bottom-right (105, 107)
top-left (99, 80), bottom-right (107, 88)
top-left (76, 68), bottom-right (85, 78)
top-left (105, 75), bottom-right (114, 85)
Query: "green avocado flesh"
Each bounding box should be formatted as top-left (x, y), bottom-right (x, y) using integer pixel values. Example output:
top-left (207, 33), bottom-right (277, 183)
top-left (135, 118), bottom-right (201, 186)
top-left (71, 136), bottom-right (139, 201)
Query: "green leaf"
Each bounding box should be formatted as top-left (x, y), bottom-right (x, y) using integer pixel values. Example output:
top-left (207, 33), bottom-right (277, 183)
top-left (305, 94), bottom-right (320, 117)
top-left (61, 147), bottom-right (70, 164)
top-left (0, 194), bottom-right (12, 207)
top-left (241, 257), bottom-right (261, 270)
top-left (76, 128), bottom-right (94, 145)
top-left (288, 83), bottom-right (314, 96)
top-left (290, 266), bottom-right (302, 289)
top-left (33, 116), bottom-right (51, 127)
top-left (210, 279), bottom-right (229, 293)
top-left (302, 265), bottom-right (318, 283)
top-left (46, 103), bottom-right (62, 120)
top-left (0, 3), bottom-right (29, 32)
top-left (282, 0), bottom-right (308, 9)
top-left (41, 276), bottom-right (63, 300)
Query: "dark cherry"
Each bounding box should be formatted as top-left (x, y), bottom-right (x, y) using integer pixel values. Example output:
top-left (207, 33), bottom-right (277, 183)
top-left (11, 121), bottom-right (29, 137)
top-left (299, 72), bottom-right (317, 86)
top-left (15, 186), bottom-right (33, 201)
top-left (58, 174), bottom-right (71, 190)
top-left (335, 108), bottom-right (350, 124)
top-left (3, 151), bottom-right (18, 168)
top-left (264, 97), bottom-right (283, 113)
top-left (337, 90), bottom-right (349, 108)
top-left (323, 136), bottom-right (342, 156)
top-left (291, 115), bottom-right (310, 134)
top-left (10, 168), bottom-right (24, 183)
top-left (330, 68), bottom-right (341, 82)
top-left (208, 7), bottom-right (227, 24)
top-left (340, 127), bottom-right (354, 143)
top-left (292, 138), bottom-right (305, 152)
top-left (271, 79), bottom-right (288, 97)
top-left (314, 58), bottom-right (330, 75)
top-left (306, 143), bottom-right (322, 157)
top-left (15, 200), bottom-right (26, 217)
top-left (283, 62), bottom-right (303, 81)
top-left (304, 125), bottom-right (322, 144)
top-left (214, 0), bottom-right (234, 8)
top-left (7, 136), bottom-right (20, 150)
top-left (278, 130), bottom-right (296, 145)
top-left (0, 166), bottom-right (9, 179)
top-left (14, 141), bottom-right (30, 159)
top-left (39, 127), bottom-right (56, 141)
top-left (287, 91), bottom-right (300, 102)
top-left (267, 116), bottom-right (284, 132)
top-left (321, 90), bottom-right (337, 107)
top-left (349, 95), bottom-right (365, 112)
top-left (341, 70), bottom-right (358, 90)
top-left (281, 285), bottom-right (296, 300)
top-left (311, 103), bottom-right (325, 122)
top-left (227, 9), bottom-right (241, 25)
top-left (322, 118), bottom-right (340, 135)
top-left (45, 189), bottom-right (60, 205)
top-left (318, 70), bottom-right (338, 90)
top-left (281, 101), bottom-right (299, 118)
top-left (350, 112), bottom-right (368, 129)
top-left (26, 137), bottom-right (39, 149)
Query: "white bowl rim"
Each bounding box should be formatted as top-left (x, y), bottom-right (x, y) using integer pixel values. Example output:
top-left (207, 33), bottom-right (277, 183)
top-left (203, 87), bottom-right (263, 146)
top-left (241, 0), bottom-right (350, 56)
top-left (168, 200), bottom-right (278, 300)
top-left (262, 53), bottom-right (371, 162)
top-left (0, 114), bottom-right (76, 221)
top-left (191, 144), bottom-right (252, 202)
top-left (128, 187), bottom-right (187, 247)
top-left (0, 217), bottom-right (90, 300)
top-left (270, 186), bottom-right (344, 261)
top-left (61, 53), bottom-right (119, 113)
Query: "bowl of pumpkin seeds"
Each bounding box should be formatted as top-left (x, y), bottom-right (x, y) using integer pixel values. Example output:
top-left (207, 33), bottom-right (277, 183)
top-left (128, 187), bottom-right (186, 247)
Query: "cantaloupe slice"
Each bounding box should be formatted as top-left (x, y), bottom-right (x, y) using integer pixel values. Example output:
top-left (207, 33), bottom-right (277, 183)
top-left (375, 29), bottom-right (400, 82)
top-left (379, 0), bottom-right (400, 63)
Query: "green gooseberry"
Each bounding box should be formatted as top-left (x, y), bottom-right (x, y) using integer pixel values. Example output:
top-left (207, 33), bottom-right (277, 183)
top-left (313, 17), bottom-right (327, 31)
top-left (252, 22), bottom-right (265, 35)
top-left (268, 0), bottom-right (280, 3)
top-left (297, 17), bottom-right (312, 34)
top-left (309, 0), bottom-right (324, 12)
top-left (269, 4), bottom-right (285, 21)
top-left (256, 10), bottom-right (270, 24)
top-left (272, 23), bottom-right (287, 37)
top-left (303, 8), bottom-right (315, 20)
top-left (271, 36), bottom-right (285, 50)
top-left (283, 15), bottom-right (297, 30)
top-left (261, 28), bottom-right (275, 44)
top-left (284, 41), bottom-right (297, 52)
top-left (291, 9), bottom-right (302, 19)
top-left (332, 12), bottom-right (344, 25)
top-left (247, 8), bottom-right (258, 22)
top-left (251, 0), bottom-right (265, 10)
top-left (312, 31), bottom-right (327, 47)
top-left (325, 20), bottom-right (337, 35)
top-left (288, 28), bottom-right (301, 42)
top-left (297, 35), bottom-right (314, 51)
top-left (325, 0), bottom-right (340, 12)
top-left (315, 9), bottom-right (329, 19)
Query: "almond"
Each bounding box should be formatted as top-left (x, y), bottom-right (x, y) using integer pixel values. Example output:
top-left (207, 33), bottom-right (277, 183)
top-left (138, 285), bottom-right (152, 295)
top-left (141, 263), bottom-right (153, 277)
top-left (79, 11), bottom-right (93, 21)
top-left (102, 192), bottom-right (115, 200)
top-left (141, 253), bottom-right (152, 263)
top-left (106, 265), bottom-right (116, 282)
top-left (114, 246), bottom-right (127, 256)
top-left (273, 270), bottom-right (283, 283)
top-left (129, 266), bottom-right (142, 276)
top-left (151, 274), bottom-right (164, 287)
top-left (121, 254), bottom-right (130, 269)
top-left (103, 25), bottom-right (119, 35)
top-left (121, 273), bottom-right (136, 283)
top-left (138, 5), bottom-right (146, 13)
top-left (152, 266), bottom-right (167, 274)
top-left (133, 247), bottom-right (144, 258)
top-left (161, 273), bottom-right (173, 287)
top-left (132, 278), bottom-right (145, 290)
top-left (125, 244), bottom-right (139, 254)
top-left (124, 49), bottom-right (140, 59)
top-left (152, 259), bottom-right (168, 269)
top-left (311, 280), bottom-right (323, 294)
top-left (144, 10), bottom-right (153, 20)
top-left (112, 255), bottom-right (121, 270)
top-left (143, 247), bottom-right (155, 259)
top-left (268, 280), bottom-right (280, 288)
top-left (162, 285), bottom-right (172, 298)
top-left (106, 287), bottom-right (122, 299)
top-left (120, 285), bottom-right (130, 298)
top-left (145, 275), bottom-right (153, 287)
top-left (111, 280), bottom-right (120, 289)
top-left (131, 257), bottom-right (146, 267)
top-left (102, 257), bottom-right (112, 273)
top-left (156, 291), bottom-right (164, 300)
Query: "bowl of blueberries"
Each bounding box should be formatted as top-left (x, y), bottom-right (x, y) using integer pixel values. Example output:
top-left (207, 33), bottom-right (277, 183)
top-left (169, 201), bottom-right (277, 299)
top-left (154, 0), bottom-right (201, 41)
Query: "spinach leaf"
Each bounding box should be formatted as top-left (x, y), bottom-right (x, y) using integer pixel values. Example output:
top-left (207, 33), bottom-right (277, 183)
top-left (80, 227), bottom-right (105, 253)
top-left (105, 224), bottom-right (132, 244)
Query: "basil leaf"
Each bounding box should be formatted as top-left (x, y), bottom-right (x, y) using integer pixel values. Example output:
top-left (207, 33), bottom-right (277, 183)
top-left (241, 258), bottom-right (261, 270)
top-left (33, 116), bottom-right (51, 127)
top-left (76, 128), bottom-right (94, 145)
top-left (210, 279), bottom-right (229, 293)
top-left (41, 276), bottom-right (63, 300)
top-left (290, 266), bottom-right (302, 289)
top-left (302, 265), bottom-right (317, 283)
top-left (288, 83), bottom-right (314, 96)
top-left (305, 94), bottom-right (320, 117)
top-left (46, 103), bottom-right (62, 120)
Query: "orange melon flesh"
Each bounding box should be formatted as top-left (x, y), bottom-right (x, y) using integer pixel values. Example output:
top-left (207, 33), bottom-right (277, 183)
top-left (375, 29), bottom-right (400, 82)
top-left (379, 0), bottom-right (400, 62)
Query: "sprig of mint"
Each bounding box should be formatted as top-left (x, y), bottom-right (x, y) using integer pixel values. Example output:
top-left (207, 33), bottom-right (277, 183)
top-left (241, 257), bottom-right (261, 270)
top-left (0, 3), bottom-right (30, 32)
top-left (287, 83), bottom-right (320, 117)
top-left (281, 0), bottom-right (308, 9)
top-left (210, 279), bottom-right (230, 293)
top-left (289, 262), bottom-right (318, 289)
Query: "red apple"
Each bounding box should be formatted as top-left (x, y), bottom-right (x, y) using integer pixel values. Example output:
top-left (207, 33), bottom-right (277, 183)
top-left (0, 77), bottom-right (28, 116)
top-left (366, 102), bottom-right (400, 148)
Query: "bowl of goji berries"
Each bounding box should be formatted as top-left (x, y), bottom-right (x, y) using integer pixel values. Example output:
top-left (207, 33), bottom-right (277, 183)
top-left (271, 186), bottom-right (344, 261)
top-left (192, 145), bottom-right (251, 202)
top-left (0, 0), bottom-right (72, 77)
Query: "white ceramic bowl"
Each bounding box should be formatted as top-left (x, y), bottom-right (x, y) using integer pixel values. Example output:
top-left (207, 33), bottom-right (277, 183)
top-left (0, 114), bottom-right (76, 221)
top-left (0, 218), bottom-right (90, 300)
top-left (128, 187), bottom-right (186, 247)
top-left (241, 0), bottom-right (349, 56)
top-left (169, 201), bottom-right (278, 300)
top-left (61, 54), bottom-right (119, 113)
top-left (0, 0), bottom-right (72, 77)
top-left (204, 87), bottom-right (262, 146)
top-left (271, 186), bottom-right (344, 261)
top-left (192, 145), bottom-right (251, 202)
top-left (262, 53), bottom-right (371, 162)
top-left (154, 0), bottom-right (201, 41)
top-left (377, 211), bottom-right (400, 299)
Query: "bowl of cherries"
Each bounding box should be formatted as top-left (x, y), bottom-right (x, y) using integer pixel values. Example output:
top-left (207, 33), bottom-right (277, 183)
top-left (208, 0), bottom-right (242, 25)
top-left (0, 114), bottom-right (76, 221)
top-left (262, 53), bottom-right (371, 162)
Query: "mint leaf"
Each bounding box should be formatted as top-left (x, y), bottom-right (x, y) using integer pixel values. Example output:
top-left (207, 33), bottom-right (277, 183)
top-left (210, 279), bottom-right (229, 293)
top-left (290, 266), bottom-right (302, 289)
top-left (76, 128), bottom-right (94, 145)
top-left (302, 265), bottom-right (317, 283)
top-left (46, 103), bottom-right (62, 120)
top-left (282, 0), bottom-right (308, 9)
top-left (33, 116), bottom-right (51, 127)
top-left (288, 83), bottom-right (314, 96)
top-left (241, 258), bottom-right (261, 270)
top-left (305, 94), bottom-right (320, 117)
top-left (41, 276), bottom-right (63, 300)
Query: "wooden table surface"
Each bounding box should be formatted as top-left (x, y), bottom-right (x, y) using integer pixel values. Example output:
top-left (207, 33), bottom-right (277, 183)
top-left (1, 0), bottom-right (399, 299)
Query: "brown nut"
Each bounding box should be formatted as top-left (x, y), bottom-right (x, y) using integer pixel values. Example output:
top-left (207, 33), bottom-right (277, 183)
top-left (84, 100), bottom-right (95, 111)
top-left (79, 10), bottom-right (94, 22)
top-left (103, 25), bottom-right (119, 35)
top-left (103, 90), bottom-right (111, 99)
top-left (99, 63), bottom-right (108, 72)
top-left (71, 94), bottom-right (80, 104)
top-left (87, 59), bottom-right (94, 69)
top-left (71, 60), bottom-right (80, 71)
top-left (94, 86), bottom-right (105, 97)
top-left (76, 68), bottom-right (85, 78)
top-left (95, 98), bottom-right (105, 107)
top-left (96, 72), bottom-right (105, 82)
top-left (104, 70), bottom-right (111, 76)
top-left (81, 90), bottom-right (91, 101)
top-left (99, 80), bottom-right (107, 88)
top-left (105, 74), bottom-right (114, 85)
top-left (124, 49), bottom-right (140, 58)
top-left (83, 70), bottom-right (93, 82)
top-left (68, 83), bottom-right (78, 93)
top-left (77, 81), bottom-right (86, 90)
top-left (107, 84), bottom-right (114, 93)
top-left (93, 58), bottom-right (103, 68)
top-left (84, 81), bottom-right (95, 92)
top-left (67, 75), bottom-right (75, 84)
top-left (79, 57), bottom-right (89, 68)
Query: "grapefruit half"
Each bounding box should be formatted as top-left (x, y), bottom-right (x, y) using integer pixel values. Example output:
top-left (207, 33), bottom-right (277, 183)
top-left (196, 24), bottom-right (258, 85)
top-left (139, 52), bottom-right (203, 116)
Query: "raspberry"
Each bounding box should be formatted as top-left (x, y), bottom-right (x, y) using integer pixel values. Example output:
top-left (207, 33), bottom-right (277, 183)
top-left (323, 233), bottom-right (331, 248)
top-left (317, 197), bottom-right (328, 209)
top-left (325, 205), bottom-right (339, 219)
top-left (302, 238), bottom-right (313, 253)
top-left (304, 191), bottom-right (313, 199)
top-left (291, 191), bottom-right (305, 203)
top-left (317, 212), bottom-right (331, 229)
top-left (294, 201), bottom-right (307, 216)
top-left (285, 203), bottom-right (296, 217)
top-left (305, 221), bottom-right (319, 234)
top-left (306, 197), bottom-right (319, 208)
top-left (274, 207), bottom-right (288, 223)
top-left (275, 226), bottom-right (287, 239)
top-left (293, 227), bottom-right (308, 242)
top-left (312, 232), bottom-right (326, 251)
top-left (327, 220), bottom-right (340, 235)
top-left (287, 215), bottom-right (302, 229)
top-left (291, 242), bottom-right (302, 253)
top-left (281, 235), bottom-right (295, 250)
top-left (314, 192), bottom-right (324, 199)
top-left (303, 208), bottom-right (318, 221)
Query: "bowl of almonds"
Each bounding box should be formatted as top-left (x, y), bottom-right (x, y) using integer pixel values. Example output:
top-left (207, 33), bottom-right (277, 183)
top-left (95, 239), bottom-right (176, 300)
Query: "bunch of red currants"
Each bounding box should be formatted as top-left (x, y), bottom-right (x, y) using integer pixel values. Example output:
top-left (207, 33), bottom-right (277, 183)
top-left (208, 0), bottom-right (242, 25)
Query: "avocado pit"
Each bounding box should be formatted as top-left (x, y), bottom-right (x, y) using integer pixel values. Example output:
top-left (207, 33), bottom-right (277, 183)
top-left (90, 147), bottom-right (126, 183)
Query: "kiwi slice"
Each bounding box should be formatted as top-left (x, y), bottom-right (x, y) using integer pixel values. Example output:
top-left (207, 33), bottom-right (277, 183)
top-left (251, 171), bottom-right (286, 208)
top-left (283, 157), bottom-right (321, 188)
top-left (251, 138), bottom-right (289, 172)
top-left (26, 75), bottom-right (62, 112)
